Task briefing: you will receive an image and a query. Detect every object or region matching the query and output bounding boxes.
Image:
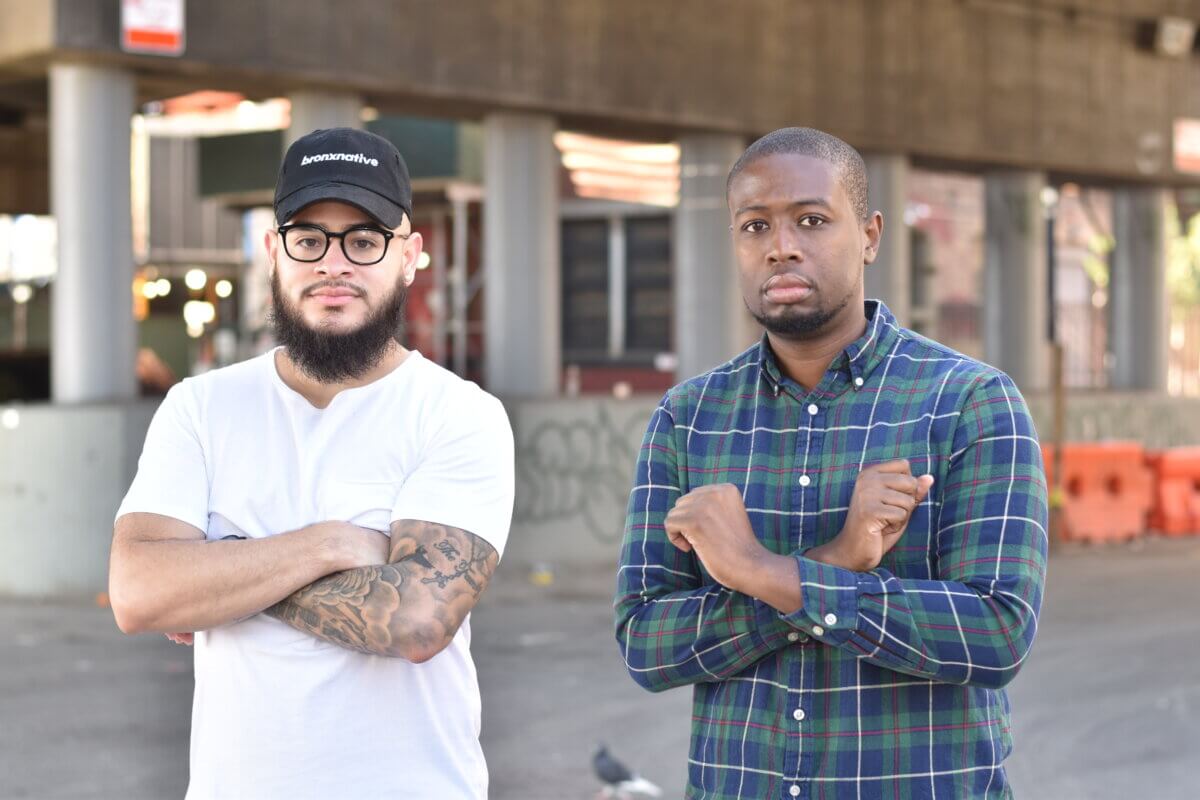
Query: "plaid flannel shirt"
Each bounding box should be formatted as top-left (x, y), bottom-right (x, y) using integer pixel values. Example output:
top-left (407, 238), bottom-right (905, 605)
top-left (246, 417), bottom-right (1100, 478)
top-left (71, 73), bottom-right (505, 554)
top-left (615, 301), bottom-right (1047, 799)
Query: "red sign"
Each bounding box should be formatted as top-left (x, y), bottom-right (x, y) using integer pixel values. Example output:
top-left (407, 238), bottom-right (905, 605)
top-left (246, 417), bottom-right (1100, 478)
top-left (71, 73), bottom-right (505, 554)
top-left (121, 0), bottom-right (185, 57)
top-left (1174, 118), bottom-right (1200, 174)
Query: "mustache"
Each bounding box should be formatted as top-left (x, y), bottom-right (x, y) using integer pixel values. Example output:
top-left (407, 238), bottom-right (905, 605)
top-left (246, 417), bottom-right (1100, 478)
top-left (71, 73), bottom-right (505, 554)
top-left (301, 279), bottom-right (366, 298)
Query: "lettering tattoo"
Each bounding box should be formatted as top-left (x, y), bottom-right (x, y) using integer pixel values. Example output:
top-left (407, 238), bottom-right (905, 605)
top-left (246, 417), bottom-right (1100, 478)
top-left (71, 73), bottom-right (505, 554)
top-left (422, 568), bottom-right (462, 589)
top-left (420, 560), bottom-right (481, 591)
top-left (264, 520), bottom-right (498, 659)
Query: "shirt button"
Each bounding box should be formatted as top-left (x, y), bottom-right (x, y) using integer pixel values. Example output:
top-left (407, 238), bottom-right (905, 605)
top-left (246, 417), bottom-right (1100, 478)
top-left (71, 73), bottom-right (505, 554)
top-left (790, 786), bottom-right (801, 797)
top-left (854, 377), bottom-right (864, 387)
top-left (824, 613), bottom-right (838, 626)
top-left (793, 708), bottom-right (806, 721)
top-left (798, 475), bottom-right (811, 487)
top-left (807, 403), bottom-right (819, 415)
top-left (811, 625), bottom-right (825, 636)
top-left (787, 631), bottom-right (801, 642)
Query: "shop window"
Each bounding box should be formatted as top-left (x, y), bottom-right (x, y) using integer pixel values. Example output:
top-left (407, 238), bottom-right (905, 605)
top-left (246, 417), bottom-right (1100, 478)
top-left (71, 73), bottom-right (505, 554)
top-left (561, 214), bottom-right (672, 365)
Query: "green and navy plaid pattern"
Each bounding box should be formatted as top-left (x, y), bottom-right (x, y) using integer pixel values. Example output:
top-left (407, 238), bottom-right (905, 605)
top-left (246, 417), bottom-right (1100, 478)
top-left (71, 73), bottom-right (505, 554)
top-left (615, 301), bottom-right (1047, 799)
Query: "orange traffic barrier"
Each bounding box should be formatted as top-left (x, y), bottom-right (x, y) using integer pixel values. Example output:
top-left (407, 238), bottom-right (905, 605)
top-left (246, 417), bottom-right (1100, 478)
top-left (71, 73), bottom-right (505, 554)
top-left (1146, 447), bottom-right (1200, 536)
top-left (1043, 442), bottom-right (1153, 544)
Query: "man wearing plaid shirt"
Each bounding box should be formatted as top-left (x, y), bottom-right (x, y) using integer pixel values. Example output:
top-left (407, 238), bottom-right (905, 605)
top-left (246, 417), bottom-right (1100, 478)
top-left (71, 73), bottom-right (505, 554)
top-left (615, 127), bottom-right (1048, 799)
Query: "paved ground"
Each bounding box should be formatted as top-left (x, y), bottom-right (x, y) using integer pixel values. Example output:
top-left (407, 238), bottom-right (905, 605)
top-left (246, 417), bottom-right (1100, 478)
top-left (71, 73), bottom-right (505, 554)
top-left (2, 537), bottom-right (1198, 799)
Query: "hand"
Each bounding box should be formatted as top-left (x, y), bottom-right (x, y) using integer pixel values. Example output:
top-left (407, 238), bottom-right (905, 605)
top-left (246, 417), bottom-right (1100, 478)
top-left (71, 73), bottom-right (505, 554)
top-left (663, 483), bottom-right (773, 594)
top-left (306, 521), bottom-right (392, 569)
top-left (164, 632), bottom-right (194, 645)
top-left (807, 460), bottom-right (934, 572)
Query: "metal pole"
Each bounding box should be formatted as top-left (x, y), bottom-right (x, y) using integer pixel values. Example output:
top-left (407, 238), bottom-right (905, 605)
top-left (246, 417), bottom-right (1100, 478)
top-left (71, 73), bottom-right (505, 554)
top-left (1045, 193), bottom-right (1064, 551)
top-left (1046, 204), bottom-right (1057, 343)
top-left (608, 214), bottom-right (626, 360)
top-left (430, 208), bottom-right (448, 366)
top-left (451, 196), bottom-right (469, 377)
top-left (1049, 343), bottom-right (1065, 552)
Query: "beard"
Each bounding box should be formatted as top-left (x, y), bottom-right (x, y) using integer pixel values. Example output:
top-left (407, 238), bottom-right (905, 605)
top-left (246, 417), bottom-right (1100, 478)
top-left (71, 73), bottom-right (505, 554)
top-left (748, 287), bottom-right (853, 339)
top-left (268, 271), bottom-right (408, 384)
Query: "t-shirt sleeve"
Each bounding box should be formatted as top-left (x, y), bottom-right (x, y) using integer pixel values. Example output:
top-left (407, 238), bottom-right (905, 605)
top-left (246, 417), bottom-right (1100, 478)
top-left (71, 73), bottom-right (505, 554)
top-left (390, 389), bottom-right (515, 558)
top-left (115, 381), bottom-right (210, 533)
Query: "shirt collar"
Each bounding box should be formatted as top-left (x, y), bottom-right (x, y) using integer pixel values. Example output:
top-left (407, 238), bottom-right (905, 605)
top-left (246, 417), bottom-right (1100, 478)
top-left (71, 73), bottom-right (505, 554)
top-left (758, 300), bottom-right (900, 394)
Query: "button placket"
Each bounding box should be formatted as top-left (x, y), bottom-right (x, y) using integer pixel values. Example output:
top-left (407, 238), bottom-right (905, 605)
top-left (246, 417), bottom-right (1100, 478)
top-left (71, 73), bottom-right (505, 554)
top-left (795, 392), bottom-right (824, 567)
top-left (798, 400), bottom-right (822, 490)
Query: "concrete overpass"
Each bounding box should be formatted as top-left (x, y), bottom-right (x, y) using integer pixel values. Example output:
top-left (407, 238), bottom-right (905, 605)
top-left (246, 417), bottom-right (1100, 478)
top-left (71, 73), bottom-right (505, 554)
top-left (2, 0), bottom-right (1199, 593)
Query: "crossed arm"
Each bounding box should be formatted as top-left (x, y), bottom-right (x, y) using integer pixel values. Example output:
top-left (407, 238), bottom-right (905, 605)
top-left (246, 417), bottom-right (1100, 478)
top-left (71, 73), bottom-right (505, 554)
top-left (109, 513), bottom-right (497, 663)
top-left (264, 519), bottom-right (497, 662)
top-left (615, 376), bottom-right (1048, 692)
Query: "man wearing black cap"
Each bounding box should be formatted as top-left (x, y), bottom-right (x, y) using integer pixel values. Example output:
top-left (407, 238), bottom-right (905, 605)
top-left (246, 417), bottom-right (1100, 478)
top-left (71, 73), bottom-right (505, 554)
top-left (109, 128), bottom-right (514, 799)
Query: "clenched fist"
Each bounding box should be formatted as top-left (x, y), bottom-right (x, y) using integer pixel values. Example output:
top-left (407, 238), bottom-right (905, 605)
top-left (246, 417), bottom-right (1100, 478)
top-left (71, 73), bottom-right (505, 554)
top-left (807, 460), bottom-right (934, 572)
top-left (663, 483), bottom-right (772, 594)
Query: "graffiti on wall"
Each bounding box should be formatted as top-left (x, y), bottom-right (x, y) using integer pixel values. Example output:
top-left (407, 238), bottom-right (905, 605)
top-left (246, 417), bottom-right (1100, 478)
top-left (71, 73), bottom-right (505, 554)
top-left (512, 401), bottom-right (653, 544)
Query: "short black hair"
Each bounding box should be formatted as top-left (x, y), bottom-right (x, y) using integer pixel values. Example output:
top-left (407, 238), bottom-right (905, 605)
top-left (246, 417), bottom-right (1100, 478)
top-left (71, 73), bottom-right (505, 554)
top-left (726, 127), bottom-right (869, 220)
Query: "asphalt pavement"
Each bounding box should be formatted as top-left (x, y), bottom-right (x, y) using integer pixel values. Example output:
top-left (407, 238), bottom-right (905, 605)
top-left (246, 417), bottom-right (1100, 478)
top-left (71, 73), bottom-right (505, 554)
top-left (2, 537), bottom-right (1198, 799)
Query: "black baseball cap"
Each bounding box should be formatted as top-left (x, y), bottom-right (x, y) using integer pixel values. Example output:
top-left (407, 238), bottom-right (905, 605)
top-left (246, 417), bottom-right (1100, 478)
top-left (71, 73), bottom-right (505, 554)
top-left (274, 128), bottom-right (412, 229)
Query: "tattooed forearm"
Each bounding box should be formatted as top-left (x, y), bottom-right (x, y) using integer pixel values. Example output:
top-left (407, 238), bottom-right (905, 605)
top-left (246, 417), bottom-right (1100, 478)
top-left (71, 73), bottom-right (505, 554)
top-left (401, 545), bottom-right (436, 569)
top-left (265, 564), bottom-right (406, 656)
top-left (264, 521), bottom-right (498, 660)
top-left (422, 535), bottom-right (489, 592)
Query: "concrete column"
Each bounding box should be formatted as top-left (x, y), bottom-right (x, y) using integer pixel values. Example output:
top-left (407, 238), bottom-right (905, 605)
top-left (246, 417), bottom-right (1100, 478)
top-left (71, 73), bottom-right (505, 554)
top-left (674, 133), bottom-right (756, 380)
top-left (50, 63), bottom-right (136, 403)
top-left (286, 90), bottom-right (363, 145)
top-left (863, 153), bottom-right (911, 326)
top-left (483, 112), bottom-right (560, 396)
top-left (983, 171), bottom-right (1048, 391)
top-left (1110, 187), bottom-right (1169, 391)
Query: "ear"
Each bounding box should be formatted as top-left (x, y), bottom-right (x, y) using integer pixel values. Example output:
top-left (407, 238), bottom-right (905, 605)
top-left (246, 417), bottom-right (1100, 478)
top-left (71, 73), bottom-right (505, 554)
top-left (402, 231), bottom-right (424, 287)
top-left (264, 228), bottom-right (279, 275)
top-left (863, 211), bottom-right (883, 266)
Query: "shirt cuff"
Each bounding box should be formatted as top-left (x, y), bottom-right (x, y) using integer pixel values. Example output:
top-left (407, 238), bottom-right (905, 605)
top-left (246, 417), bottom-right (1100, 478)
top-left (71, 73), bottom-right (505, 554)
top-left (749, 592), bottom-right (805, 647)
top-left (779, 555), bottom-right (866, 643)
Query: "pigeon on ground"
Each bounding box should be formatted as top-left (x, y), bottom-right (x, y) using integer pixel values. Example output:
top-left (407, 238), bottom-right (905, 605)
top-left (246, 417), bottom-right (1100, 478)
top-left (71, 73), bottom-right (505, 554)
top-left (593, 744), bottom-right (663, 799)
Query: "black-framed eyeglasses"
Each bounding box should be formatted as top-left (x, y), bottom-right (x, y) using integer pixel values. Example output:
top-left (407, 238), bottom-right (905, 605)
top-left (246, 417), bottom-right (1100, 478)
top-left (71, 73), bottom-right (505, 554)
top-left (277, 224), bottom-right (406, 266)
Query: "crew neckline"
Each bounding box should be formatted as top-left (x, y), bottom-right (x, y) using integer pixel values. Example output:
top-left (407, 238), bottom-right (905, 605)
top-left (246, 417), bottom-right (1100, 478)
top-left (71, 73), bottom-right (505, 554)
top-left (267, 346), bottom-right (422, 410)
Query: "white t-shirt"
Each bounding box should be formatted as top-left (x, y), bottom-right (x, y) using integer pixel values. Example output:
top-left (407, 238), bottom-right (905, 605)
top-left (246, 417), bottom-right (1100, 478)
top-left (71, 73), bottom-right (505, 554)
top-left (116, 349), bottom-right (514, 800)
